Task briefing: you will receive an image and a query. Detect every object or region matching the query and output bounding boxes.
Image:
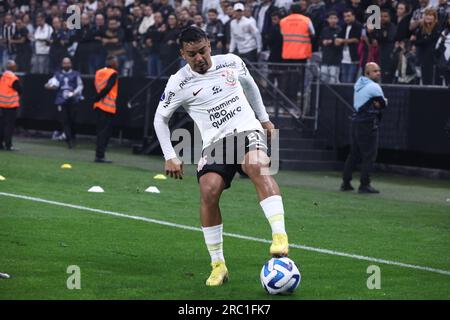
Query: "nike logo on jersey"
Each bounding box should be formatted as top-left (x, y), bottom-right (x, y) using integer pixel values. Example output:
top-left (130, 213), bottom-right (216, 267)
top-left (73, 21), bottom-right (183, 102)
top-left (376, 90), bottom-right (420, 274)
top-left (193, 88), bottom-right (203, 96)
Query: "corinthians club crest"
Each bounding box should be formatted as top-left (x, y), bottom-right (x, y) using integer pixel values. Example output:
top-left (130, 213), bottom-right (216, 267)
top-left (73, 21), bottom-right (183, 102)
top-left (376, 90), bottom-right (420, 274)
top-left (221, 70), bottom-right (237, 86)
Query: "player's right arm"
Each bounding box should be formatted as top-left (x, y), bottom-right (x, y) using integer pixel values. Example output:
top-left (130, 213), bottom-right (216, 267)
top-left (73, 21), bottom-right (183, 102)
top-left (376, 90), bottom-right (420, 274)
top-left (153, 76), bottom-right (185, 179)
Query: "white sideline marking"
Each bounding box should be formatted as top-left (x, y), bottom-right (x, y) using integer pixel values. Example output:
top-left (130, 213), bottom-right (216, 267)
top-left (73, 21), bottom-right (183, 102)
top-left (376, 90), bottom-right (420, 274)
top-left (1, 191), bottom-right (450, 277)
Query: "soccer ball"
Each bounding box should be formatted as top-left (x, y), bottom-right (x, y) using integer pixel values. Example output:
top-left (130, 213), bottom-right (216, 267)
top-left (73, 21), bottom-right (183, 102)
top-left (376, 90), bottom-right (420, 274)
top-left (260, 257), bottom-right (301, 295)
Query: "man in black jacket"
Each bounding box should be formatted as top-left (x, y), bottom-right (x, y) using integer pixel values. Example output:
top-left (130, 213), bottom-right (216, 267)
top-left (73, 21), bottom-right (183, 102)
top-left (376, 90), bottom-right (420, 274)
top-left (320, 11), bottom-right (342, 83)
top-left (335, 8), bottom-right (363, 83)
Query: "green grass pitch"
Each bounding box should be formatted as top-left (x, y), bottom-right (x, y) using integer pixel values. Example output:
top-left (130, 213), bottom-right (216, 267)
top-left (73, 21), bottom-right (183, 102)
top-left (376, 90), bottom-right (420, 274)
top-left (0, 137), bottom-right (450, 299)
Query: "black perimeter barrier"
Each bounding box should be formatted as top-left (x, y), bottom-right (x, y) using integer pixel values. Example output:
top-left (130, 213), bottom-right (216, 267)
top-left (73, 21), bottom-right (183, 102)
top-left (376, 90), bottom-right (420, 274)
top-left (10, 74), bottom-right (450, 170)
top-left (318, 84), bottom-right (450, 170)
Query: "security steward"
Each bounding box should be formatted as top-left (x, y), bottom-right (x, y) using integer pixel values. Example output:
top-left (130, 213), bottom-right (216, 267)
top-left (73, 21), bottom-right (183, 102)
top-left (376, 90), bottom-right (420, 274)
top-left (45, 57), bottom-right (84, 149)
top-left (279, 3), bottom-right (315, 104)
top-left (0, 60), bottom-right (21, 151)
top-left (92, 55), bottom-right (119, 163)
top-left (341, 62), bottom-right (387, 194)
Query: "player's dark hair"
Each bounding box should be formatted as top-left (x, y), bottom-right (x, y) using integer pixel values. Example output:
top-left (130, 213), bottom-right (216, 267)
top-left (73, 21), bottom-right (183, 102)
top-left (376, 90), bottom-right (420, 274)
top-left (179, 26), bottom-right (208, 48)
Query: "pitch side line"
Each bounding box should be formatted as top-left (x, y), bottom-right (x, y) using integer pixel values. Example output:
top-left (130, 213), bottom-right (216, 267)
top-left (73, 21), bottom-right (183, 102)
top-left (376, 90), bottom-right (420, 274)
top-left (1, 191), bottom-right (450, 277)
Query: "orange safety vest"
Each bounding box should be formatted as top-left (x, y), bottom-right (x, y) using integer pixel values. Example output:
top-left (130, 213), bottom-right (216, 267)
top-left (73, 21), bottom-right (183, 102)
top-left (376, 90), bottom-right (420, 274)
top-left (93, 67), bottom-right (118, 114)
top-left (280, 14), bottom-right (312, 60)
top-left (0, 71), bottom-right (20, 109)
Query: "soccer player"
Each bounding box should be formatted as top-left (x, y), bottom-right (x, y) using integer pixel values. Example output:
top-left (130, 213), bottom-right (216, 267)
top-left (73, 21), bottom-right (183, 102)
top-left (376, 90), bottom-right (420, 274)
top-left (153, 26), bottom-right (289, 286)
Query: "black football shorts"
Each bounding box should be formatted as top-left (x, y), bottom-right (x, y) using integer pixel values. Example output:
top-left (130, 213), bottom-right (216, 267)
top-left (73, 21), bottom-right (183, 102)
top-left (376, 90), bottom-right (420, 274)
top-left (196, 130), bottom-right (268, 189)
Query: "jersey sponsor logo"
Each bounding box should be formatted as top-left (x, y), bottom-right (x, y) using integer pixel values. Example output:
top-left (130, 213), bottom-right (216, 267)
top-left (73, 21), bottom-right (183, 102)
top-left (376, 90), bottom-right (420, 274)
top-left (160, 92), bottom-right (166, 101)
top-left (212, 86), bottom-right (222, 95)
top-left (193, 88), bottom-right (203, 96)
top-left (206, 95), bottom-right (239, 115)
top-left (221, 70), bottom-right (237, 86)
top-left (215, 61), bottom-right (236, 70)
top-left (162, 91), bottom-right (175, 108)
top-left (179, 76), bottom-right (194, 89)
top-left (210, 106), bottom-right (242, 129)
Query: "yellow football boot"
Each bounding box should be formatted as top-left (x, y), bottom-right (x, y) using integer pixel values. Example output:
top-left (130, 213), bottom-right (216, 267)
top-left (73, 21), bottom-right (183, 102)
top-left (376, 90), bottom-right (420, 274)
top-left (205, 261), bottom-right (229, 286)
top-left (270, 233), bottom-right (289, 257)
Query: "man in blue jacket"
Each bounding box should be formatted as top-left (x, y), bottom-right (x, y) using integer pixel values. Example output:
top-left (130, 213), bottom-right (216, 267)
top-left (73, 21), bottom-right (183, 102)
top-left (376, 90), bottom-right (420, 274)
top-left (341, 62), bottom-right (387, 194)
top-left (45, 57), bottom-right (84, 149)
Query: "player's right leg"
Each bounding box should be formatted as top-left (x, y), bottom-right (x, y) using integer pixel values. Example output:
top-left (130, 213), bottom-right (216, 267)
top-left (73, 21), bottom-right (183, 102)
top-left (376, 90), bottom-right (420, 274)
top-left (199, 172), bottom-right (229, 286)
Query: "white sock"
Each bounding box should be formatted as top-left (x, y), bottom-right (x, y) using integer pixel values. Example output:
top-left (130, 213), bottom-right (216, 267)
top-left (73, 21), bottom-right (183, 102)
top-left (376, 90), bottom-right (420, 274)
top-left (202, 224), bottom-right (225, 263)
top-left (260, 195), bottom-right (286, 235)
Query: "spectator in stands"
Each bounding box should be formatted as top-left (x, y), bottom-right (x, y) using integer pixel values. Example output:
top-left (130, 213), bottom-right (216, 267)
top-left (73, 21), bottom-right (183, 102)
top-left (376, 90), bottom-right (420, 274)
top-left (267, 10), bottom-right (284, 85)
top-left (90, 13), bottom-right (107, 74)
top-left (347, 0), bottom-right (365, 24)
top-left (159, 14), bottom-right (180, 76)
top-left (229, 2), bottom-right (262, 62)
top-left (206, 8), bottom-right (225, 55)
top-left (178, 8), bottom-right (195, 29)
top-left (320, 11), bottom-right (343, 83)
top-left (2, 14), bottom-right (16, 64)
top-left (411, 8), bottom-right (440, 84)
top-left (32, 13), bottom-right (53, 74)
top-left (335, 8), bottom-right (362, 83)
top-left (435, 15), bottom-right (450, 85)
top-left (392, 40), bottom-right (418, 84)
top-left (159, 0), bottom-right (175, 23)
top-left (253, 0), bottom-right (279, 53)
top-left (139, 5), bottom-right (155, 36)
top-left (202, 0), bottom-right (222, 17)
top-left (372, 9), bottom-right (397, 83)
top-left (374, 0), bottom-right (396, 21)
top-left (436, 0), bottom-right (450, 30)
top-left (395, 1), bottom-right (412, 42)
top-left (223, 2), bottom-right (235, 51)
top-left (11, 18), bottom-right (32, 73)
top-left (44, 57), bottom-right (83, 149)
top-left (307, 0), bottom-right (326, 52)
top-left (73, 13), bottom-right (94, 75)
top-left (145, 11), bottom-right (164, 77)
top-left (194, 14), bottom-right (207, 31)
top-left (101, 18), bottom-right (126, 76)
top-left (410, 0), bottom-right (433, 33)
top-left (49, 17), bottom-right (70, 73)
top-left (324, 0), bottom-right (347, 24)
top-left (218, 1), bottom-right (232, 25)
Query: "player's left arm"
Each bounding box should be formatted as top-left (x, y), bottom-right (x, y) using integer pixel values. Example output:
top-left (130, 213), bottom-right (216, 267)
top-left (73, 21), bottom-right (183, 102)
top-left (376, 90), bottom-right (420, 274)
top-left (236, 56), bottom-right (275, 136)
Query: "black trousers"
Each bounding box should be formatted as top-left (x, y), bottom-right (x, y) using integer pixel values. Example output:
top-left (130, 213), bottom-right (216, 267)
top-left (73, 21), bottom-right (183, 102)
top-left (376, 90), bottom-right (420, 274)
top-left (0, 108), bottom-right (18, 149)
top-left (95, 108), bottom-right (114, 159)
top-left (58, 102), bottom-right (78, 145)
top-left (343, 120), bottom-right (379, 187)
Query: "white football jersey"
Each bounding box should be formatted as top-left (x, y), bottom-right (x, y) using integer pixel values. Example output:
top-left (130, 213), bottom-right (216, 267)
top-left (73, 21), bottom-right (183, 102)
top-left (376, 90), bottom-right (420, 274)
top-left (155, 54), bottom-right (265, 150)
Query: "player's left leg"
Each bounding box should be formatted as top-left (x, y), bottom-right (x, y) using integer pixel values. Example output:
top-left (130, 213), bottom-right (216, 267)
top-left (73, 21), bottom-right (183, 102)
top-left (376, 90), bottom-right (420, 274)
top-left (241, 149), bottom-right (289, 257)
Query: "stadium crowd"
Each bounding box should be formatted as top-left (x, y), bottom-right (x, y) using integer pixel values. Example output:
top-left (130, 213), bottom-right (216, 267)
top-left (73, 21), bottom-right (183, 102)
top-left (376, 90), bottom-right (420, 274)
top-left (0, 0), bottom-right (449, 85)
